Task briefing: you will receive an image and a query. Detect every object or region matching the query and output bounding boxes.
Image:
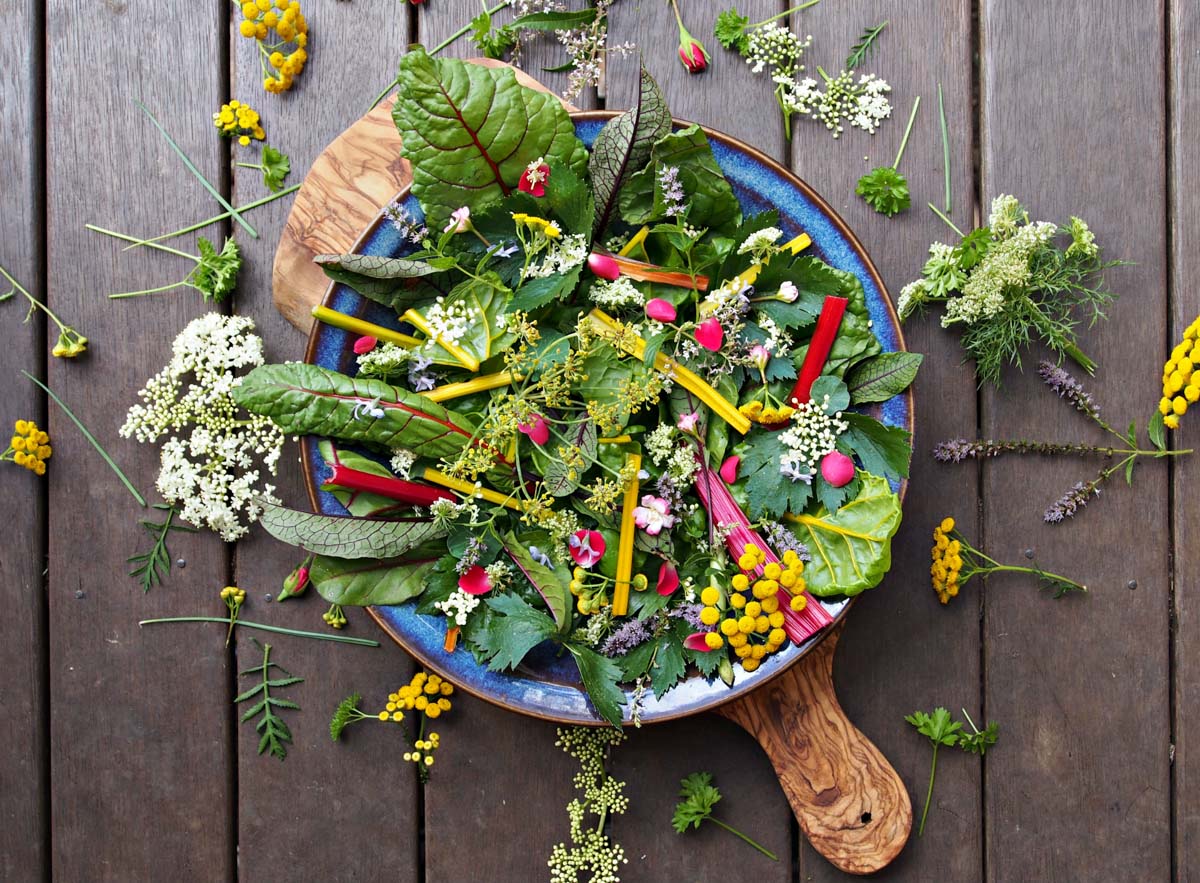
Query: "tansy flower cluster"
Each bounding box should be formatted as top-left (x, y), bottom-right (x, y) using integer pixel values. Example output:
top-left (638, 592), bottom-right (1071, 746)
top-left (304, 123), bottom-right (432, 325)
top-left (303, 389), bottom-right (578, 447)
top-left (695, 544), bottom-right (806, 672)
top-left (212, 100), bottom-right (265, 146)
top-left (3, 419), bottom-right (51, 476)
top-left (1160, 315), bottom-right (1200, 429)
top-left (237, 0), bottom-right (309, 93)
top-left (930, 517), bottom-right (962, 604)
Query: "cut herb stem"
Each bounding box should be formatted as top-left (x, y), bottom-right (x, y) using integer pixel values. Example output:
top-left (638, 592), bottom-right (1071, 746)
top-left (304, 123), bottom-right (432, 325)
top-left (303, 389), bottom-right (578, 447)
top-left (918, 742), bottom-right (940, 836)
top-left (118, 184), bottom-right (299, 251)
top-left (892, 95), bottom-right (920, 170)
top-left (24, 371), bottom-right (146, 506)
top-left (707, 818), bottom-right (778, 861)
top-left (86, 225), bottom-right (197, 261)
top-left (749, 0), bottom-right (821, 29)
top-left (0, 263), bottom-right (76, 337)
top-left (138, 615), bottom-right (380, 646)
top-left (937, 83), bottom-right (951, 212)
top-left (927, 202), bottom-right (964, 237)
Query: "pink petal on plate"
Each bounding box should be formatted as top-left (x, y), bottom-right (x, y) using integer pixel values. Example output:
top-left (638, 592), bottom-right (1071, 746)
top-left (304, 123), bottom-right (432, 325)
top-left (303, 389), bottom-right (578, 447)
top-left (352, 335), bottom-right (378, 355)
top-left (683, 632), bottom-right (715, 652)
top-left (568, 529), bottom-right (607, 568)
top-left (644, 298), bottom-right (677, 322)
top-left (656, 561), bottom-right (680, 595)
top-left (457, 564), bottom-right (492, 595)
top-left (695, 317), bottom-right (724, 351)
top-left (719, 455), bottom-right (740, 484)
top-left (587, 252), bottom-right (621, 281)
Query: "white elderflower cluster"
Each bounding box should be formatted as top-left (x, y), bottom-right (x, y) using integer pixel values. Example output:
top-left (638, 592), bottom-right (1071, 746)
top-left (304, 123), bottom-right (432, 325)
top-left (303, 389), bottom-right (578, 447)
top-left (434, 589), bottom-right (481, 626)
top-left (357, 342), bottom-right (413, 379)
top-left (736, 226), bottom-right (783, 261)
top-left (389, 448), bottom-right (415, 478)
top-left (944, 221), bottom-right (1056, 327)
top-left (484, 560), bottom-right (514, 591)
top-left (589, 276), bottom-right (644, 308)
top-left (120, 313), bottom-right (283, 541)
top-left (777, 393), bottom-right (848, 483)
top-left (645, 424), bottom-right (676, 465)
top-left (783, 70), bottom-right (893, 138)
top-left (422, 297), bottom-right (473, 346)
top-left (745, 25), bottom-right (810, 75)
top-left (527, 233), bottom-right (589, 279)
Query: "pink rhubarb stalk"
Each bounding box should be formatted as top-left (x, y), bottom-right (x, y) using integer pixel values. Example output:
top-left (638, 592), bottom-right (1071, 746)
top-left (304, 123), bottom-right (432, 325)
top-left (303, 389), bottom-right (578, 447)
top-left (788, 295), bottom-right (848, 407)
top-left (693, 465), bottom-right (833, 643)
top-left (326, 463), bottom-right (455, 507)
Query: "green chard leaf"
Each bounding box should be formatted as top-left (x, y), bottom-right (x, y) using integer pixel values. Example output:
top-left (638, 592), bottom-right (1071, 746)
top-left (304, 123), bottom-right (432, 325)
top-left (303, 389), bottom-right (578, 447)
top-left (566, 643), bottom-right (627, 728)
top-left (233, 363), bottom-right (478, 460)
top-left (787, 473), bottom-right (903, 597)
top-left (845, 352), bottom-right (923, 404)
top-left (394, 48), bottom-right (588, 229)
top-left (906, 707), bottom-right (961, 747)
top-left (468, 593), bottom-right (558, 671)
top-left (309, 551), bottom-right (442, 606)
top-left (419, 272), bottom-right (516, 366)
top-left (620, 124), bottom-right (742, 233)
top-left (257, 501), bottom-right (446, 558)
top-left (588, 65), bottom-right (671, 240)
top-left (840, 412), bottom-right (912, 481)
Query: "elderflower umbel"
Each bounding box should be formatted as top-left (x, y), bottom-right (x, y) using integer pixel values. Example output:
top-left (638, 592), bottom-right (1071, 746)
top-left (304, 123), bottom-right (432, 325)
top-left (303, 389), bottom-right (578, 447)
top-left (589, 276), bottom-right (644, 309)
top-left (435, 589), bottom-right (481, 626)
top-left (745, 24), bottom-right (809, 76)
top-left (737, 226), bottom-right (783, 262)
top-left (357, 342), bottom-right (413, 380)
top-left (777, 394), bottom-right (849, 483)
top-left (121, 314), bottom-right (283, 541)
top-left (527, 233), bottom-right (589, 279)
top-left (786, 69), bottom-right (893, 138)
top-left (548, 727), bottom-right (629, 883)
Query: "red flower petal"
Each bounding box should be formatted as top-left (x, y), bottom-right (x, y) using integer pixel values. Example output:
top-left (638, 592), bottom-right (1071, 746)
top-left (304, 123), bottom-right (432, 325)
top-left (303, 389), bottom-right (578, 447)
top-left (458, 565), bottom-right (492, 595)
top-left (656, 561), bottom-right (680, 596)
top-left (719, 455), bottom-right (740, 484)
top-left (587, 252), bottom-right (621, 281)
top-left (519, 415), bottom-right (550, 446)
top-left (353, 335), bottom-right (378, 355)
top-left (695, 317), bottom-right (724, 351)
top-left (683, 632), bottom-right (715, 652)
top-left (645, 298), bottom-right (677, 322)
top-left (569, 529), bottom-right (606, 567)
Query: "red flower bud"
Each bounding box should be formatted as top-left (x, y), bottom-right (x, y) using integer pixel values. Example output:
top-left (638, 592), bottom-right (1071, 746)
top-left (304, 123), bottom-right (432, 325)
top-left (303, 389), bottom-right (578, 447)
top-left (587, 251), bottom-right (621, 281)
top-left (353, 335), bottom-right (378, 355)
top-left (679, 39), bottom-right (708, 73)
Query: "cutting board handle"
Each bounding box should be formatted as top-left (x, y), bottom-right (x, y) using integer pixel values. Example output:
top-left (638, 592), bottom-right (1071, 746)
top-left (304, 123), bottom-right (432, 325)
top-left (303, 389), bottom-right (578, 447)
top-left (716, 624), bottom-right (911, 875)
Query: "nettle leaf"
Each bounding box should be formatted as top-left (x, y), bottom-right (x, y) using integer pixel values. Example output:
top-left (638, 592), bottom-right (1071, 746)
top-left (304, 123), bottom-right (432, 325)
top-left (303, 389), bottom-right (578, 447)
top-left (394, 48), bottom-right (588, 229)
top-left (508, 264), bottom-right (581, 314)
top-left (421, 272), bottom-right (516, 366)
top-left (751, 255), bottom-right (835, 331)
top-left (566, 643), bottom-right (627, 728)
top-left (309, 551), bottom-right (442, 606)
top-left (468, 593), bottom-right (558, 671)
top-left (620, 124), bottom-right (742, 233)
top-left (650, 631), bottom-right (686, 699)
top-left (588, 65), bottom-right (671, 240)
top-left (841, 412), bottom-right (912, 481)
top-left (788, 473), bottom-right (902, 597)
top-left (258, 501), bottom-right (446, 558)
top-left (233, 363), bottom-right (478, 461)
top-left (317, 442), bottom-right (412, 518)
top-left (502, 533), bottom-right (573, 632)
top-left (541, 419), bottom-right (597, 497)
top-left (846, 352), bottom-right (923, 404)
top-left (738, 433), bottom-right (813, 518)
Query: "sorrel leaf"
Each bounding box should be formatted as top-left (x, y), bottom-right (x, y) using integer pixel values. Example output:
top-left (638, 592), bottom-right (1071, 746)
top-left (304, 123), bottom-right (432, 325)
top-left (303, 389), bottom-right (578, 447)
top-left (619, 124), bottom-right (741, 232)
top-left (394, 48), bottom-right (588, 229)
top-left (258, 502), bottom-right (446, 559)
top-left (588, 65), bottom-right (670, 240)
top-left (309, 552), bottom-right (442, 605)
top-left (787, 473), bottom-right (902, 597)
top-left (233, 363), bottom-right (478, 460)
top-left (846, 352), bottom-right (923, 404)
top-left (502, 533), bottom-right (572, 633)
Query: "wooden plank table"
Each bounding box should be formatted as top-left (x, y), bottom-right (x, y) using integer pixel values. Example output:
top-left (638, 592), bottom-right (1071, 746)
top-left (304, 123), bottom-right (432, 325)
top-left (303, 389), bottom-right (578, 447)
top-left (0, 0), bottom-right (1190, 878)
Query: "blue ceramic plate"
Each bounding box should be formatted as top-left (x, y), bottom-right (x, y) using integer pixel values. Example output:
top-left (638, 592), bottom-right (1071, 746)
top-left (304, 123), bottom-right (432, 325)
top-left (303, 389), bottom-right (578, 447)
top-left (302, 112), bottom-right (911, 725)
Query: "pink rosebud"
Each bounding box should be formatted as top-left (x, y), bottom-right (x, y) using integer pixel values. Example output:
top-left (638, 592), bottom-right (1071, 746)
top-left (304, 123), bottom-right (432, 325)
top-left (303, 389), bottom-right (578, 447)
top-left (677, 411), bottom-right (700, 433)
top-left (678, 37), bottom-right (709, 74)
top-left (518, 415), bottom-right (550, 446)
top-left (568, 529), bottom-right (607, 568)
top-left (587, 252), bottom-right (621, 281)
top-left (458, 565), bottom-right (492, 595)
top-left (750, 344), bottom-right (771, 371)
top-left (632, 494), bottom-right (676, 536)
top-left (695, 317), bottom-right (724, 352)
top-left (656, 561), bottom-right (680, 596)
top-left (518, 159), bottom-right (551, 197)
top-left (719, 455), bottom-right (740, 484)
top-left (820, 450), bottom-right (856, 488)
top-left (353, 335), bottom-right (378, 355)
top-left (645, 298), bottom-right (677, 322)
top-left (683, 632), bottom-right (716, 652)
top-left (444, 206), bottom-right (471, 234)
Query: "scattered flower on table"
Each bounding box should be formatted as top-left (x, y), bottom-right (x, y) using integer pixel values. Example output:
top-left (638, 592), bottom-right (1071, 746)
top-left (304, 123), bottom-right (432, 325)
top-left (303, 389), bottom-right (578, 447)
top-left (1, 263), bottom-right (87, 358)
top-left (669, 0), bottom-right (710, 75)
top-left (3, 419), bottom-right (50, 476)
top-left (548, 727), bottom-right (628, 883)
top-left (212, 99), bottom-right (265, 145)
top-left (1160, 314), bottom-right (1200, 430)
top-left (237, 0), bottom-right (309, 93)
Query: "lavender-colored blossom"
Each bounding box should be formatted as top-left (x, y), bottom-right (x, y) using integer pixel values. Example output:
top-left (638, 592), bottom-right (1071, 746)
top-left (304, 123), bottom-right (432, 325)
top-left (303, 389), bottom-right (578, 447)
top-left (1038, 360), bottom-right (1101, 421)
top-left (933, 439), bottom-right (987, 463)
top-left (456, 537), bottom-right (487, 574)
top-left (600, 617), bottom-right (653, 656)
top-left (761, 521), bottom-right (811, 561)
top-left (1044, 480), bottom-right (1100, 523)
top-left (669, 603), bottom-right (705, 631)
top-left (658, 165), bottom-right (685, 217)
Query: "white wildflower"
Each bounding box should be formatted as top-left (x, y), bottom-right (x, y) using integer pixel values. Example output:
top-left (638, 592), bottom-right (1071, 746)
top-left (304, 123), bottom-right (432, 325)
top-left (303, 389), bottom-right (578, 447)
top-left (589, 276), bottom-right (645, 309)
top-left (527, 233), bottom-right (589, 278)
top-left (390, 449), bottom-right (416, 478)
top-left (435, 589), bottom-right (481, 627)
top-left (777, 394), bottom-right (848, 483)
top-left (357, 342), bottom-right (413, 380)
top-left (737, 226), bottom-right (783, 262)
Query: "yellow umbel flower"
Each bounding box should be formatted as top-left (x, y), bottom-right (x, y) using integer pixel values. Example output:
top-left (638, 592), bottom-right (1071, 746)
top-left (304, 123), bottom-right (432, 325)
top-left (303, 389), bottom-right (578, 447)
top-left (3, 419), bottom-right (51, 476)
top-left (237, 0), bottom-right (309, 93)
top-left (213, 100), bottom-right (267, 144)
top-left (1162, 315), bottom-right (1200, 429)
top-left (930, 518), bottom-right (963, 604)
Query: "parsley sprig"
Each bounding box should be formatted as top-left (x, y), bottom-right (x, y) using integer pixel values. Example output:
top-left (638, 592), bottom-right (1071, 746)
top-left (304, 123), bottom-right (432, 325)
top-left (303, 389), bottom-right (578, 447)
top-left (127, 503), bottom-right (197, 592)
top-left (672, 772), bottom-right (778, 861)
top-left (906, 707), bottom-right (999, 836)
top-left (87, 224), bottom-right (243, 302)
top-left (856, 95), bottom-right (919, 217)
top-left (236, 640), bottom-right (302, 761)
top-left (236, 144), bottom-right (291, 193)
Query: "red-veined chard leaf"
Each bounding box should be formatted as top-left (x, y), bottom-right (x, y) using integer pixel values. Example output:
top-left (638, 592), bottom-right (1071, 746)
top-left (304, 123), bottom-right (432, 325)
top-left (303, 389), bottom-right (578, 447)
top-left (309, 551), bottom-right (443, 606)
top-left (317, 441), bottom-right (412, 518)
top-left (394, 48), bottom-right (588, 229)
top-left (501, 533), bottom-right (572, 633)
top-left (233, 363), bottom-right (478, 460)
top-left (257, 501), bottom-right (446, 559)
top-left (588, 65), bottom-right (670, 240)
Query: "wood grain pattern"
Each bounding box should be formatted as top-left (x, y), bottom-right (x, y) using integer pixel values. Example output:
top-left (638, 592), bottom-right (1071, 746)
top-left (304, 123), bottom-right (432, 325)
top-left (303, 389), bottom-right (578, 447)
top-left (981, 0), bottom-right (1170, 878)
top-left (0, 0), bottom-right (47, 877)
top-left (272, 58), bottom-right (575, 331)
top-left (232, 6), bottom-right (422, 880)
top-left (1171, 3), bottom-right (1200, 879)
top-left (787, 2), bottom-right (983, 879)
top-left (718, 626), bottom-right (912, 875)
top-left (44, 1), bottom-right (233, 879)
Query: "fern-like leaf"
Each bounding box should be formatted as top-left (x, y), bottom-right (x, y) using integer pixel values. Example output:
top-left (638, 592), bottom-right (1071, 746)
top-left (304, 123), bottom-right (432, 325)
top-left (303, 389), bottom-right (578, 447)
top-left (127, 504), bottom-right (197, 593)
top-left (330, 693), bottom-right (363, 741)
top-left (846, 21), bottom-right (888, 70)
top-left (236, 640), bottom-right (303, 761)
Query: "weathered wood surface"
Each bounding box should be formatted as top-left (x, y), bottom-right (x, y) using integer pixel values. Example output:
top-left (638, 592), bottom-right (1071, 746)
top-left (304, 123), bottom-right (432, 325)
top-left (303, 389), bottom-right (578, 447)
top-left (0, 1), bottom-right (47, 878)
top-left (3, 0), bottom-right (1195, 879)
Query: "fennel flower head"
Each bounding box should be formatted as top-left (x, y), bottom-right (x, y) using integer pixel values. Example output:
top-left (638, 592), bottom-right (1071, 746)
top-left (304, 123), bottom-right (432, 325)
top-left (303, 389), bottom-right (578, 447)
top-left (120, 313), bottom-right (283, 541)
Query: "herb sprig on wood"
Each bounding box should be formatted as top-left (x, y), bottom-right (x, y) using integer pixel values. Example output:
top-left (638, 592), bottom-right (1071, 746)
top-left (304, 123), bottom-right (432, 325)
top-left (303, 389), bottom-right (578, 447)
top-left (236, 640), bottom-right (303, 761)
top-left (128, 504), bottom-right (197, 592)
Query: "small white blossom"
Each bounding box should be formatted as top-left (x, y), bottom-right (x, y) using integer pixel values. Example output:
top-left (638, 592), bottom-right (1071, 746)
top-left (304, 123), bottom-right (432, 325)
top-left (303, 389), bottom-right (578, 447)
top-left (588, 276), bottom-right (645, 308)
top-left (777, 394), bottom-right (848, 483)
top-left (435, 589), bottom-right (481, 626)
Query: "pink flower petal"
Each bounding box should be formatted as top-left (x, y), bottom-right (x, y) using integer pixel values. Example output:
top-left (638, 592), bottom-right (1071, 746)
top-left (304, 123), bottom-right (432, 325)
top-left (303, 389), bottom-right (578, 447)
top-left (587, 252), bottom-right (621, 281)
top-left (458, 565), bottom-right (492, 595)
top-left (353, 335), bottom-right (378, 355)
top-left (719, 455), bottom-right (740, 484)
top-left (518, 415), bottom-right (550, 446)
top-left (695, 317), bottom-right (724, 351)
top-left (645, 298), bottom-right (677, 322)
top-left (656, 561), bottom-right (680, 596)
top-left (684, 632), bottom-right (715, 652)
top-left (568, 529), bottom-right (607, 568)
top-left (820, 450), bottom-right (856, 488)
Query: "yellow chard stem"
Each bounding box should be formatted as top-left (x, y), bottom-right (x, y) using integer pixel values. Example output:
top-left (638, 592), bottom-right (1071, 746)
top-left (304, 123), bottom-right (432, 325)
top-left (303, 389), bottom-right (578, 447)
top-left (618, 226), bottom-right (650, 257)
top-left (421, 371), bottom-right (514, 403)
top-left (419, 466), bottom-right (523, 512)
top-left (311, 305), bottom-right (421, 348)
top-left (402, 309), bottom-right (481, 372)
top-left (732, 233), bottom-right (812, 289)
top-left (586, 310), bottom-right (751, 435)
top-left (612, 453), bottom-right (642, 616)
top-left (598, 435), bottom-right (632, 444)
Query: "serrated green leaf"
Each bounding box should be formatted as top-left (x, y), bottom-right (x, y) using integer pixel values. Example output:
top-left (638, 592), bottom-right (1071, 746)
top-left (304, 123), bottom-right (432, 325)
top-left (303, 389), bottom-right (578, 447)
top-left (650, 632), bottom-right (686, 699)
top-left (841, 412), bottom-right (912, 481)
top-left (510, 8), bottom-right (597, 30)
top-left (233, 363), bottom-right (478, 461)
top-left (309, 552), bottom-right (442, 606)
top-left (846, 352), bottom-right (923, 404)
top-left (258, 502), bottom-right (446, 559)
top-left (566, 643), bottom-right (627, 728)
top-left (1125, 456), bottom-right (1136, 485)
top-left (394, 49), bottom-right (588, 229)
top-left (616, 639), bottom-right (657, 681)
top-left (588, 65), bottom-right (671, 239)
top-left (738, 433), bottom-right (813, 518)
top-left (620, 124), bottom-right (741, 233)
top-left (467, 593), bottom-right (558, 671)
top-left (508, 264), bottom-right (581, 313)
top-left (260, 144), bottom-right (291, 192)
